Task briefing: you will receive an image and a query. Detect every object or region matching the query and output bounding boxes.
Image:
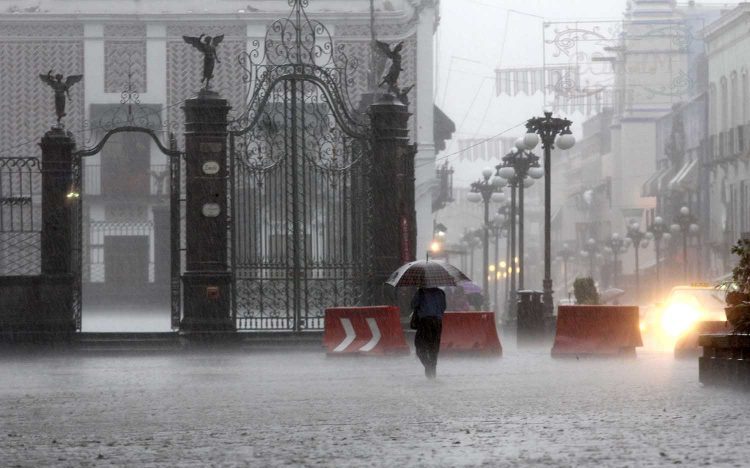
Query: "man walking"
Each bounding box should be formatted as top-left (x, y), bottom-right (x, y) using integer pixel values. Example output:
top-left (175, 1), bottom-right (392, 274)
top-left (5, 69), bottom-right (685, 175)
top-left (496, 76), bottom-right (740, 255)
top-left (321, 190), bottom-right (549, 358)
top-left (411, 287), bottom-right (446, 379)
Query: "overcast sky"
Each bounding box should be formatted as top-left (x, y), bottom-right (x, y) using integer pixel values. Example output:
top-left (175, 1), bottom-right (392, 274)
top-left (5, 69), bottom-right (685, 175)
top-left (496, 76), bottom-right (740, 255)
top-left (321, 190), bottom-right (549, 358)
top-left (435, 0), bottom-right (629, 185)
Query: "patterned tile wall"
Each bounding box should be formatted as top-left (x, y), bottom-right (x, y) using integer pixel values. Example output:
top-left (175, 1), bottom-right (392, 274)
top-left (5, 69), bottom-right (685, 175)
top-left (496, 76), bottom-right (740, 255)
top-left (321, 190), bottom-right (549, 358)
top-left (0, 23), bottom-right (84, 157)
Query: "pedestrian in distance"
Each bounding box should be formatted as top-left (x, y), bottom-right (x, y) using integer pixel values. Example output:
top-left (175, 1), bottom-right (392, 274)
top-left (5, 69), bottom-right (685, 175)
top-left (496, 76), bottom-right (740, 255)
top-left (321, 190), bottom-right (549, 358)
top-left (411, 287), bottom-right (446, 379)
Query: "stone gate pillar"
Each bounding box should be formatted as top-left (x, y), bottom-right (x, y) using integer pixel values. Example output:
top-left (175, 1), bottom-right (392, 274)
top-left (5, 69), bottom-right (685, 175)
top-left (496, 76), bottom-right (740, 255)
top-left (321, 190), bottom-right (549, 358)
top-left (368, 93), bottom-right (415, 306)
top-left (37, 127), bottom-right (76, 334)
top-left (180, 90), bottom-right (234, 332)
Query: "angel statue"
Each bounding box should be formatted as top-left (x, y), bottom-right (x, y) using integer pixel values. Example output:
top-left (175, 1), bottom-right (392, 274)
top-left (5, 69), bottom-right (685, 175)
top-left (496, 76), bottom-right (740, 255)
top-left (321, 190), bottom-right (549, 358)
top-left (374, 40), bottom-right (404, 95)
top-left (182, 34), bottom-right (224, 90)
top-left (39, 71), bottom-right (83, 124)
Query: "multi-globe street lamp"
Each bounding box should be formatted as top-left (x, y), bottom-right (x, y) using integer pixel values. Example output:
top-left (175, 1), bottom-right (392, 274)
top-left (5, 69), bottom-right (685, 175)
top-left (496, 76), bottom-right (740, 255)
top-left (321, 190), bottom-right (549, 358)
top-left (524, 111), bottom-right (575, 317)
top-left (556, 243), bottom-right (576, 301)
top-left (647, 216), bottom-right (671, 284)
top-left (603, 233), bottom-right (629, 287)
top-left (580, 238), bottom-right (600, 278)
top-left (670, 206), bottom-right (700, 281)
top-left (467, 167), bottom-right (507, 309)
top-left (626, 222), bottom-right (652, 299)
top-left (496, 141), bottom-right (544, 293)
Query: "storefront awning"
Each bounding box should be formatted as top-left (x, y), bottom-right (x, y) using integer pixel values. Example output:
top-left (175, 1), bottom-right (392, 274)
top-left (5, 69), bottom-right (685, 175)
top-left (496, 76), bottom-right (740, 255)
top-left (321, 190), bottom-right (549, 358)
top-left (434, 105), bottom-right (456, 152)
top-left (668, 158), bottom-right (699, 191)
top-left (641, 164), bottom-right (672, 197)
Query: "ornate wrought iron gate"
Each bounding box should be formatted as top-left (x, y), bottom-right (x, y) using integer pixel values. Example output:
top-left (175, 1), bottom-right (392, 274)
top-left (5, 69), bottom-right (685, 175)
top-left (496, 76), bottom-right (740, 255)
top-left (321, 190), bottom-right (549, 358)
top-left (230, 1), bottom-right (373, 331)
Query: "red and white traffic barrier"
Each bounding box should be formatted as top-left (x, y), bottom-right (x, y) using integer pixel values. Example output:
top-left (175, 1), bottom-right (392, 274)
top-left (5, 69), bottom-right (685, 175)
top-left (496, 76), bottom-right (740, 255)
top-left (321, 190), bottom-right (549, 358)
top-left (440, 311), bottom-right (502, 356)
top-left (323, 306), bottom-right (409, 355)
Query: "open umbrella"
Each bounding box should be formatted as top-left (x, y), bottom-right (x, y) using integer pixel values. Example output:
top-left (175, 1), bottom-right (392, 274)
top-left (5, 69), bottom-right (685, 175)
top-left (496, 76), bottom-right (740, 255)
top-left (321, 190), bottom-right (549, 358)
top-left (385, 260), bottom-right (471, 288)
top-left (457, 280), bottom-right (482, 295)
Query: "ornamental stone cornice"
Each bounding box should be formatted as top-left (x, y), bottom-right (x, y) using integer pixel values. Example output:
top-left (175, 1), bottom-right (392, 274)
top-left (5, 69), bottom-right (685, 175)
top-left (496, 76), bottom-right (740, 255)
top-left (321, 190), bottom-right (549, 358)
top-left (0, 10), bottom-right (420, 41)
top-left (702, 4), bottom-right (750, 44)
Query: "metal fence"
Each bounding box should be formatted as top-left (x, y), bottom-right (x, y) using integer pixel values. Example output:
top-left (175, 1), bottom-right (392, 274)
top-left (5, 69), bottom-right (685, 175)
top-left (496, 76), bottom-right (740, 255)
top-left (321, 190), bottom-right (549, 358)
top-left (0, 157), bottom-right (42, 275)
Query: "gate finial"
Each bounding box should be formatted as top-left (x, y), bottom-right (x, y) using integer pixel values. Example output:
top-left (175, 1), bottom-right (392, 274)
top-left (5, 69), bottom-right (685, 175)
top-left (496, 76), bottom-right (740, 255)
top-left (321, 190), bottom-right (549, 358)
top-left (374, 41), bottom-right (403, 95)
top-left (39, 71), bottom-right (83, 126)
top-left (183, 34), bottom-right (225, 91)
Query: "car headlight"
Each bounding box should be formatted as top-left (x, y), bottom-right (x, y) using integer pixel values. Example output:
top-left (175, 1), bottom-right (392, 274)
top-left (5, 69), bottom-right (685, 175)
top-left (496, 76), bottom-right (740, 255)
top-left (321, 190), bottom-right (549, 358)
top-left (660, 303), bottom-right (701, 339)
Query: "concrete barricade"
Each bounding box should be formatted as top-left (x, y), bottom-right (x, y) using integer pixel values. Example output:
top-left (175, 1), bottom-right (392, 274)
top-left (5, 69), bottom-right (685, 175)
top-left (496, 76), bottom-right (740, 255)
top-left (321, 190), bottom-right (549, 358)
top-left (551, 305), bottom-right (643, 357)
top-left (440, 311), bottom-right (502, 356)
top-left (323, 306), bottom-right (409, 355)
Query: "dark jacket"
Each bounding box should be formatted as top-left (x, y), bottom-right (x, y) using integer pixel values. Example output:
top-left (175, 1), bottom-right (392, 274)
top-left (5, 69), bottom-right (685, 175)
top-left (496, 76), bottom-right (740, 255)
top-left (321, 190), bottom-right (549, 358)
top-left (411, 287), bottom-right (447, 319)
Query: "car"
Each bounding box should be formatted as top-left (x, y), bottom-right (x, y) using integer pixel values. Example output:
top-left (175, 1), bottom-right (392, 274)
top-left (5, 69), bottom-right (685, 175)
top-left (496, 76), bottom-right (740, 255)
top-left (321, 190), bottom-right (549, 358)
top-left (643, 283), bottom-right (729, 353)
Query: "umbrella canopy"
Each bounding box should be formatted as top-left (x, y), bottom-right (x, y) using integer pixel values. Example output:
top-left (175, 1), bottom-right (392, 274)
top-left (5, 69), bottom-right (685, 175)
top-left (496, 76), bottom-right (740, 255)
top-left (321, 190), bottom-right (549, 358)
top-left (385, 260), bottom-right (471, 288)
top-left (457, 280), bottom-right (482, 295)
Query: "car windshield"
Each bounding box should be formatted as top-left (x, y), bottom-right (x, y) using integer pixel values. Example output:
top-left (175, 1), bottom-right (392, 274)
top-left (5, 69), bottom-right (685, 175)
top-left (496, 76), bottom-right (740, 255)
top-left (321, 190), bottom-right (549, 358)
top-left (669, 288), bottom-right (725, 312)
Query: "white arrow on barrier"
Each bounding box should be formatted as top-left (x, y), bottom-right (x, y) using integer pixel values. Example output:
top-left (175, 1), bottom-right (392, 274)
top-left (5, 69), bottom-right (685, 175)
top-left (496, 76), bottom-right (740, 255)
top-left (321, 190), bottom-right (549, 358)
top-left (359, 318), bottom-right (382, 352)
top-left (333, 318), bottom-right (356, 352)
top-left (332, 317), bottom-right (383, 352)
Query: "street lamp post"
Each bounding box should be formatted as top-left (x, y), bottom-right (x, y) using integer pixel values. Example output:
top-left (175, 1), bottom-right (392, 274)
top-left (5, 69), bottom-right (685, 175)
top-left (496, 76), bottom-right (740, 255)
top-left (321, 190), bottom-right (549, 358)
top-left (626, 222), bottom-right (652, 300)
top-left (461, 230), bottom-right (481, 280)
top-left (580, 238), bottom-right (600, 279)
top-left (603, 233), bottom-right (628, 287)
top-left (670, 206), bottom-right (699, 282)
top-left (496, 141), bottom-right (544, 293)
top-left (524, 112), bottom-right (575, 318)
top-left (467, 168), bottom-right (507, 309)
top-left (647, 216), bottom-right (671, 284)
top-left (489, 212), bottom-right (508, 316)
top-left (556, 243), bottom-right (575, 301)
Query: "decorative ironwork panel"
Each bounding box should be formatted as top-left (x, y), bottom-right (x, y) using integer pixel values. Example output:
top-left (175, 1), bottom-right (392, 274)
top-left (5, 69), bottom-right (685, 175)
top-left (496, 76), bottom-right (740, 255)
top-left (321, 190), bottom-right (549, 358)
top-left (169, 135), bottom-right (183, 330)
top-left (71, 156), bottom-right (82, 330)
top-left (538, 18), bottom-right (696, 115)
top-left (231, 1), bottom-right (373, 331)
top-left (0, 157), bottom-right (42, 276)
top-left (541, 20), bottom-right (621, 115)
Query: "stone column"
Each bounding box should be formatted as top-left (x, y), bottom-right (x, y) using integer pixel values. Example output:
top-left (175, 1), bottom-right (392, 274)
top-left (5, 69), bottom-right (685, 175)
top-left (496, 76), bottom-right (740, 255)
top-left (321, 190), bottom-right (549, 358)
top-left (180, 90), bottom-right (234, 332)
top-left (37, 127), bottom-right (76, 334)
top-left (368, 93), bottom-right (414, 308)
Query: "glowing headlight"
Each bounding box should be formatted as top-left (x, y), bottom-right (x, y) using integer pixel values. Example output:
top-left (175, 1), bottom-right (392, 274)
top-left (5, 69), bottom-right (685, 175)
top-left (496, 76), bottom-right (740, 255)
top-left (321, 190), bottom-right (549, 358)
top-left (661, 303), bottom-right (701, 338)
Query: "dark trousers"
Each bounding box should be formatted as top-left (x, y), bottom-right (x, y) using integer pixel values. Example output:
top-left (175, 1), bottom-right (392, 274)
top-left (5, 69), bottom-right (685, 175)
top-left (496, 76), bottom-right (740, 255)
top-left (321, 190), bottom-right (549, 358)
top-left (415, 316), bottom-right (442, 374)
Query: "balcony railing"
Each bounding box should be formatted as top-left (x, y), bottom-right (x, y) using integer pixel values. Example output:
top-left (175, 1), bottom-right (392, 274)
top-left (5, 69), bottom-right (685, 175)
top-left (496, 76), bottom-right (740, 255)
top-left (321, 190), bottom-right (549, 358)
top-left (83, 164), bottom-right (169, 197)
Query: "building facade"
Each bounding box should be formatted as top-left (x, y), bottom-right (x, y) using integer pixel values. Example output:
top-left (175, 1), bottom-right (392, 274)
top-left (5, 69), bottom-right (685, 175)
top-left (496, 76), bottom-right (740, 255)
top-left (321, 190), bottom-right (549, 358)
top-left (0, 0), bottom-right (443, 303)
top-left (703, 3), bottom-right (750, 278)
